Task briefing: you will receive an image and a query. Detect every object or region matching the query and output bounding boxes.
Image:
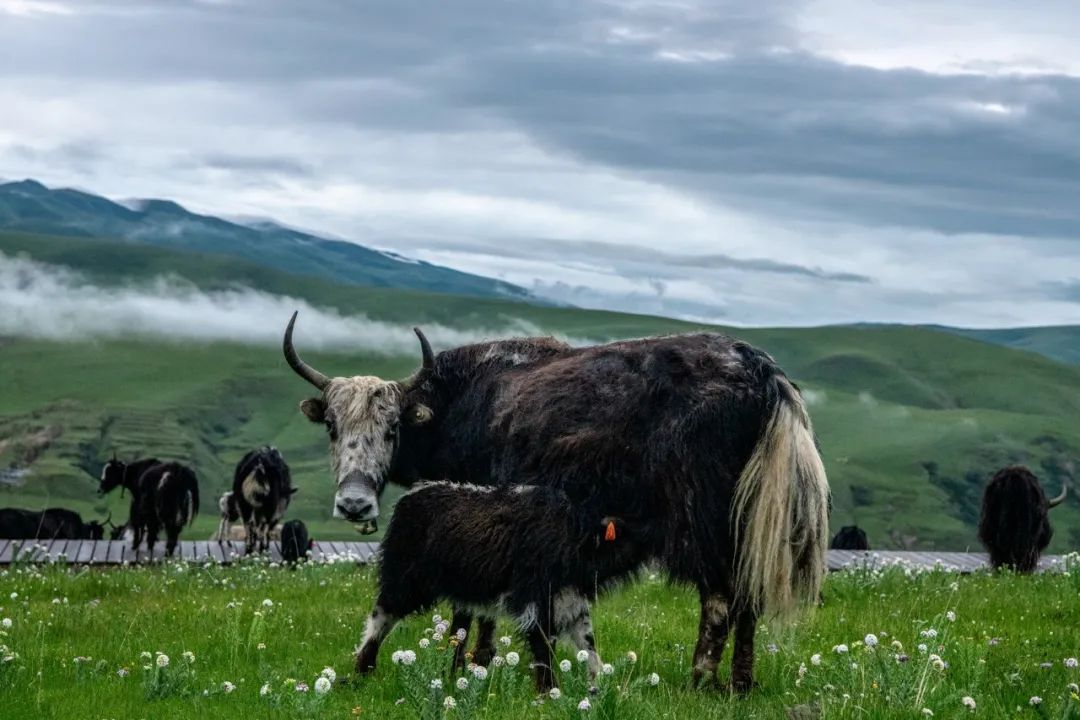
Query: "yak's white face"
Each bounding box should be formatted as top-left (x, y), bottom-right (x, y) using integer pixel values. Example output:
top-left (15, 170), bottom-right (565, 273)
top-left (300, 376), bottom-right (402, 532)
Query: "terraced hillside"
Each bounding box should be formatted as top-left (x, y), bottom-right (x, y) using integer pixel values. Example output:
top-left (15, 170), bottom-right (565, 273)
top-left (2, 231), bottom-right (1079, 548)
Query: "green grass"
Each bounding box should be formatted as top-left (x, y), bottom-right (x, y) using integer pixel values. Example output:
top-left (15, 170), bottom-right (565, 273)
top-left (1, 560), bottom-right (1079, 719)
top-left (3, 231), bottom-right (1080, 548)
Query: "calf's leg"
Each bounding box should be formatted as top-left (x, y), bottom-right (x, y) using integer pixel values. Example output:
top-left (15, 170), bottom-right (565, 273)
top-left (355, 603), bottom-right (401, 674)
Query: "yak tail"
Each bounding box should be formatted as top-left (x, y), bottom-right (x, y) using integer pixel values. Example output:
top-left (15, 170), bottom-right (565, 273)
top-left (733, 374), bottom-right (830, 622)
top-left (179, 466), bottom-right (200, 526)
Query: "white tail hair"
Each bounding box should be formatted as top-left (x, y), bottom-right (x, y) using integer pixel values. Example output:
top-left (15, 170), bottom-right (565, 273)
top-left (732, 376), bottom-right (830, 621)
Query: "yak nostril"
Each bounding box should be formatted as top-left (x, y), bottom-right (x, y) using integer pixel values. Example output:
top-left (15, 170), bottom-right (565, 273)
top-left (356, 502), bottom-right (374, 517)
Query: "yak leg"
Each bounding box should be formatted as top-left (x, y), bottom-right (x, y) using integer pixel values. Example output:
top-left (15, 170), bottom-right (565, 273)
top-left (691, 592), bottom-right (731, 689)
top-left (450, 607), bottom-right (473, 670)
top-left (244, 520), bottom-right (257, 555)
top-left (131, 524), bottom-right (144, 554)
top-left (728, 605), bottom-right (759, 694)
top-left (524, 623), bottom-right (556, 693)
top-left (145, 523), bottom-right (160, 558)
top-left (165, 525), bottom-right (180, 557)
top-left (472, 616), bottom-right (497, 666)
top-left (355, 604), bottom-right (399, 674)
top-left (557, 591), bottom-right (601, 680)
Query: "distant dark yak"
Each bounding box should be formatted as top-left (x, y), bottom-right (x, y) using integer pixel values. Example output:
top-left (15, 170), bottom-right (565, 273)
top-left (280, 519), bottom-right (312, 564)
top-left (830, 525), bottom-right (870, 551)
top-left (978, 466), bottom-right (1067, 573)
top-left (284, 311), bottom-right (830, 692)
top-left (356, 482), bottom-right (656, 691)
top-left (0, 507), bottom-right (109, 540)
top-left (99, 457), bottom-right (199, 556)
top-left (231, 447), bottom-right (297, 554)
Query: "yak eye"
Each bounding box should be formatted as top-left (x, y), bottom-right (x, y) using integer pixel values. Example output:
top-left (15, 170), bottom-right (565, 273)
top-left (410, 405), bottom-right (433, 425)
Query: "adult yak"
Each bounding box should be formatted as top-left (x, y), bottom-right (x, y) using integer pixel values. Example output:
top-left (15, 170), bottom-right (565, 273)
top-left (283, 312), bottom-right (830, 692)
top-left (978, 466), bottom-right (1067, 573)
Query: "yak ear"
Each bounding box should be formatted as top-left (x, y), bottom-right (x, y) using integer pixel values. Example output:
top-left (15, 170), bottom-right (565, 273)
top-left (289, 487), bottom-right (300, 496)
top-left (299, 398), bottom-right (326, 423)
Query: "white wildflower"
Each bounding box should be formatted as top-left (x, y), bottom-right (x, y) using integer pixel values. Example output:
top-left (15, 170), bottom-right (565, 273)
top-left (117, 667), bottom-right (129, 677)
top-left (946, 611), bottom-right (956, 622)
top-left (262, 599), bottom-right (273, 608)
top-left (321, 667), bottom-right (337, 683)
top-left (435, 621), bottom-right (450, 635)
top-left (430, 678), bottom-right (443, 690)
top-left (419, 638), bottom-right (431, 649)
top-left (500, 635), bottom-right (512, 647)
top-left (222, 681), bottom-right (236, 694)
top-left (433, 632), bottom-right (444, 643)
top-left (260, 682), bottom-right (271, 696)
top-left (918, 643), bottom-right (928, 654)
top-left (648, 672), bottom-right (660, 686)
top-left (798, 663), bottom-right (808, 678)
top-left (155, 653), bottom-right (170, 668)
top-left (455, 628), bottom-right (467, 642)
top-left (314, 676), bottom-right (331, 695)
top-left (401, 650), bottom-right (417, 666)
top-left (961, 696), bottom-right (976, 711)
top-left (578, 698), bottom-right (591, 711)
top-left (601, 663), bottom-right (614, 675)
top-left (456, 677), bottom-right (469, 691)
top-left (576, 650), bottom-right (590, 663)
top-left (560, 659), bottom-right (573, 672)
top-left (864, 634), bottom-right (879, 648)
top-left (811, 653), bottom-right (822, 666)
top-left (626, 651), bottom-right (638, 664)
top-left (492, 655), bottom-right (505, 667)
top-left (295, 681), bottom-right (309, 693)
top-left (392, 650), bottom-right (404, 665)
top-left (0, 619), bottom-right (10, 629)
top-left (444, 696), bottom-right (457, 710)
top-left (1068, 682), bottom-right (1079, 694)
top-left (1029, 696), bottom-right (1042, 706)
top-left (921, 709), bottom-right (933, 716)
top-left (472, 665), bottom-right (488, 681)
top-left (833, 644), bottom-right (849, 654)
top-left (140, 651), bottom-right (152, 661)
top-left (549, 687), bottom-right (562, 700)
top-left (182, 651), bottom-right (195, 664)
top-left (506, 651), bottom-right (520, 667)
top-left (432, 614), bottom-right (443, 625)
top-left (1065, 658), bottom-right (1078, 669)
top-left (8, 593), bottom-right (16, 600)
top-left (921, 628), bottom-right (938, 639)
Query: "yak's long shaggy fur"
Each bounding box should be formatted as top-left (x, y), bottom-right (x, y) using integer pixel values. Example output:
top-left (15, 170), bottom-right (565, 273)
top-left (978, 466), bottom-right (1064, 573)
top-left (286, 320), bottom-right (830, 692)
top-left (355, 482), bottom-right (655, 691)
top-left (130, 462), bottom-right (200, 557)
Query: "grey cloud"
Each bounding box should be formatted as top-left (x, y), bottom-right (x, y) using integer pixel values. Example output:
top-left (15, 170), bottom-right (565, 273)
top-left (199, 153), bottom-right (313, 176)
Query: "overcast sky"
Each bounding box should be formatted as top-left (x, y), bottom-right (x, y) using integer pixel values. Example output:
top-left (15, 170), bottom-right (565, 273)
top-left (2, 0), bottom-right (1079, 328)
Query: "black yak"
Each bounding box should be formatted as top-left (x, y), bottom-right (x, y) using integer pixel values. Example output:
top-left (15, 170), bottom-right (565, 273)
top-left (0, 507), bottom-right (109, 540)
top-left (280, 519), bottom-right (312, 564)
top-left (978, 466), bottom-right (1067, 573)
top-left (356, 482), bottom-right (655, 690)
top-left (127, 462), bottom-right (200, 557)
top-left (231, 447), bottom-right (297, 554)
top-left (830, 525), bottom-right (870, 550)
top-left (284, 311), bottom-right (830, 692)
top-left (99, 456), bottom-right (161, 541)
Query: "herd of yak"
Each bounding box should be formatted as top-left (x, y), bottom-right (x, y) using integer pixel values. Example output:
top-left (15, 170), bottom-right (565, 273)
top-left (0, 311), bottom-right (1074, 694)
top-left (0, 448), bottom-right (314, 563)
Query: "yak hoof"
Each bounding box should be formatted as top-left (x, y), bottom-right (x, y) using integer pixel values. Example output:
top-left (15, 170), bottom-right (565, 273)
top-left (472, 646), bottom-right (495, 667)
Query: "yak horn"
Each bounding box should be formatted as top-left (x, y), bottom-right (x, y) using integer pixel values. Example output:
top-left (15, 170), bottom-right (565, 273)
top-left (414, 327), bottom-right (435, 369)
top-left (1048, 479), bottom-right (1068, 508)
top-left (283, 311), bottom-right (331, 391)
top-left (102, 511), bottom-right (113, 528)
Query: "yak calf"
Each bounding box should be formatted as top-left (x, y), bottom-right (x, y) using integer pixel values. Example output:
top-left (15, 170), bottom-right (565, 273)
top-left (355, 482), bottom-right (654, 691)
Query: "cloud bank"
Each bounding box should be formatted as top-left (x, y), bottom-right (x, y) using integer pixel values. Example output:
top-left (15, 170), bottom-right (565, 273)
top-left (0, 253), bottom-right (572, 352)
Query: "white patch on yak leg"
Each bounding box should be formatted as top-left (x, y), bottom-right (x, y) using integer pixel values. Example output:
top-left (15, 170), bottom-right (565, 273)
top-left (358, 605), bottom-right (397, 650)
top-left (555, 590), bottom-right (601, 679)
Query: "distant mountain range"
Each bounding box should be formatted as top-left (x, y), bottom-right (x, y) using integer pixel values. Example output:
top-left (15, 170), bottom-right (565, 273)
top-left (0, 179), bottom-right (532, 301)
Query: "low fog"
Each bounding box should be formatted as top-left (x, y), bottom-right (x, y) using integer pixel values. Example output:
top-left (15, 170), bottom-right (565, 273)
top-left (0, 253), bottom-right (575, 353)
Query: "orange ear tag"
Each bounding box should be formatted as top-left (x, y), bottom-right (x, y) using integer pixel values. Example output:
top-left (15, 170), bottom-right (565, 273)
top-left (604, 521), bottom-right (616, 542)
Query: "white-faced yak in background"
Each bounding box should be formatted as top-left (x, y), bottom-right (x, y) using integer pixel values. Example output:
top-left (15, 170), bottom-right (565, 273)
top-left (978, 465), bottom-right (1067, 573)
top-left (283, 311), bottom-right (830, 693)
top-left (830, 525), bottom-right (870, 550)
top-left (231, 447), bottom-right (297, 555)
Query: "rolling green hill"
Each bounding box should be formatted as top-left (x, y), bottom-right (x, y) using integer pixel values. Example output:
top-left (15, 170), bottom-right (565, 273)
top-left (2, 231), bottom-right (1079, 549)
top-left (940, 325), bottom-right (1080, 366)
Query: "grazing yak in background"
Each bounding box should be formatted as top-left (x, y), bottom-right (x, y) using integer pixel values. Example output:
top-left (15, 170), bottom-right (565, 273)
top-left (978, 465), bottom-right (1068, 573)
top-left (356, 482), bottom-right (657, 690)
top-left (280, 519), bottom-right (312, 564)
top-left (100, 457), bottom-right (199, 556)
top-left (284, 311), bottom-right (830, 693)
top-left (231, 447), bottom-right (297, 554)
top-left (99, 456), bottom-right (162, 535)
top-left (830, 525), bottom-right (870, 551)
top-left (0, 507), bottom-right (109, 540)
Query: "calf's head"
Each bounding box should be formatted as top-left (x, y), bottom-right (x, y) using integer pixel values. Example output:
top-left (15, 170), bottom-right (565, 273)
top-left (284, 312), bottom-right (442, 532)
top-left (98, 457), bottom-right (126, 495)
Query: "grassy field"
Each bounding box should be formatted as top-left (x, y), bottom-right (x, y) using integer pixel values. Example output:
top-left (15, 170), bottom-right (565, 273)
top-left (3, 231), bottom-right (1080, 548)
top-left (1, 559), bottom-right (1079, 719)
